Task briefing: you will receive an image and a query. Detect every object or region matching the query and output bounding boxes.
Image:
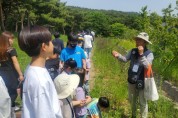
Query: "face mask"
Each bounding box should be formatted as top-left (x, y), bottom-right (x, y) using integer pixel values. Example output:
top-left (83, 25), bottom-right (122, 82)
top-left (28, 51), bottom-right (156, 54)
top-left (70, 43), bottom-right (77, 48)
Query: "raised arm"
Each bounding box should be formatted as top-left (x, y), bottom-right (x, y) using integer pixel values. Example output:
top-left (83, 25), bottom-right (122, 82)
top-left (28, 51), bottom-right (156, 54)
top-left (112, 50), bottom-right (131, 62)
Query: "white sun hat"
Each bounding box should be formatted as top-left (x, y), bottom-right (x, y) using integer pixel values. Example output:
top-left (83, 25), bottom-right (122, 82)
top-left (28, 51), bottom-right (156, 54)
top-left (135, 32), bottom-right (152, 44)
top-left (54, 74), bottom-right (79, 99)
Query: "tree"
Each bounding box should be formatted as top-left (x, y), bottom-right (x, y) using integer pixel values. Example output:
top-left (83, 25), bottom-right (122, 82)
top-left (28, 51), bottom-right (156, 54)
top-left (110, 23), bottom-right (127, 37)
top-left (0, 0), bottom-right (5, 31)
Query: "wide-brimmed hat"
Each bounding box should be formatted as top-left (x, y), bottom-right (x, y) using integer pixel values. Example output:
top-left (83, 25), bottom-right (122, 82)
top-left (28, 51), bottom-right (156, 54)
top-left (54, 74), bottom-right (79, 99)
top-left (135, 32), bottom-right (152, 44)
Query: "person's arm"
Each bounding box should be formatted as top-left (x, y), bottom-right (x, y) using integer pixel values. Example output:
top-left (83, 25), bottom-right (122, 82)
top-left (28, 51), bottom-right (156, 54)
top-left (82, 59), bottom-right (86, 70)
top-left (59, 50), bottom-right (65, 70)
top-left (140, 53), bottom-right (154, 69)
top-left (91, 36), bottom-right (93, 42)
top-left (81, 48), bottom-right (87, 70)
top-left (59, 61), bottom-right (64, 68)
top-left (138, 46), bottom-right (154, 69)
top-left (112, 50), bottom-right (131, 62)
top-left (11, 56), bottom-right (24, 82)
top-left (85, 96), bottom-right (92, 104)
top-left (72, 100), bottom-right (86, 107)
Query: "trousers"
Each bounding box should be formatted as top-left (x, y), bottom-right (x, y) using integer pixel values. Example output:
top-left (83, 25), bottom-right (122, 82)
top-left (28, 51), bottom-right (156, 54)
top-left (128, 83), bottom-right (148, 118)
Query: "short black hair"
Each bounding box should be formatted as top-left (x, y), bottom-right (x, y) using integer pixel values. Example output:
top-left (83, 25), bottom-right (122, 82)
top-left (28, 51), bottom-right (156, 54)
top-left (54, 32), bottom-right (60, 38)
top-left (64, 58), bottom-right (77, 69)
top-left (67, 33), bottom-right (78, 42)
top-left (98, 97), bottom-right (110, 108)
top-left (85, 29), bottom-right (91, 35)
top-left (18, 25), bottom-right (51, 57)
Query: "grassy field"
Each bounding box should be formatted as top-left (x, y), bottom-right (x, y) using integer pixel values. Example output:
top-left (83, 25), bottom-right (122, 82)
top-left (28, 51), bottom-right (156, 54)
top-left (90, 37), bottom-right (178, 118)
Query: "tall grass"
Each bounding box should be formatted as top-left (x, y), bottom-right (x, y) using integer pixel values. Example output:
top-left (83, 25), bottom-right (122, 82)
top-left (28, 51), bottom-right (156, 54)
top-left (90, 37), bottom-right (178, 118)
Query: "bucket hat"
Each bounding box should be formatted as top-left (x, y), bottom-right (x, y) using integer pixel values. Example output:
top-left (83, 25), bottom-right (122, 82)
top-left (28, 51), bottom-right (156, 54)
top-left (135, 32), bottom-right (152, 44)
top-left (54, 74), bottom-right (79, 99)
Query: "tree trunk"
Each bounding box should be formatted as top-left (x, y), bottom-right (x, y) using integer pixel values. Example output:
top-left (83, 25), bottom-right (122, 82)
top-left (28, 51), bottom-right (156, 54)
top-left (62, 26), bottom-right (65, 35)
top-left (0, 2), bottom-right (5, 31)
top-left (21, 14), bottom-right (25, 30)
top-left (15, 21), bottom-right (18, 32)
top-left (27, 12), bottom-right (30, 27)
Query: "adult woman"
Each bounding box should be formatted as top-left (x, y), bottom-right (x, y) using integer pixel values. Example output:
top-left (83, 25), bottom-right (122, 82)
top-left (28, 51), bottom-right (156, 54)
top-left (112, 32), bottom-right (154, 118)
top-left (0, 31), bottom-right (24, 118)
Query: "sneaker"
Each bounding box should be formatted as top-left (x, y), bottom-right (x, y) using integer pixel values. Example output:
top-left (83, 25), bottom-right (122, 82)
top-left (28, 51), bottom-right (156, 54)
top-left (14, 106), bottom-right (20, 112)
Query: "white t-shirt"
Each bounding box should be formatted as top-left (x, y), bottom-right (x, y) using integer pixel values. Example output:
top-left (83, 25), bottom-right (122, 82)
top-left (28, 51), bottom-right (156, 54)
top-left (0, 76), bottom-right (11, 118)
top-left (91, 31), bottom-right (95, 37)
top-left (22, 66), bottom-right (63, 118)
top-left (84, 35), bottom-right (93, 48)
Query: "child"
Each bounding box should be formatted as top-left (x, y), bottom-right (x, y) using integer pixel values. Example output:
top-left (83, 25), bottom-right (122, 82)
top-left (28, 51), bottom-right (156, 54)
top-left (0, 76), bottom-right (11, 118)
top-left (87, 97), bottom-right (110, 118)
top-left (77, 38), bottom-right (91, 95)
top-left (73, 56), bottom-right (92, 118)
top-left (0, 31), bottom-right (24, 118)
top-left (83, 52), bottom-right (91, 96)
top-left (54, 73), bottom-right (80, 118)
top-left (73, 87), bottom-right (91, 118)
top-left (45, 42), bottom-right (60, 80)
top-left (54, 58), bottom-right (87, 118)
top-left (18, 25), bottom-right (63, 118)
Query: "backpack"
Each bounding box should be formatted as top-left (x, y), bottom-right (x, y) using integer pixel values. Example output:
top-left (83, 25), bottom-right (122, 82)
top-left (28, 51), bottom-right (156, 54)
top-left (45, 58), bottom-right (59, 80)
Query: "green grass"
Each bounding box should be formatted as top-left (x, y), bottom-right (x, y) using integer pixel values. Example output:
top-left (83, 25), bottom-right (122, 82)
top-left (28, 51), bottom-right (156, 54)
top-left (91, 37), bottom-right (130, 117)
top-left (90, 37), bottom-right (178, 118)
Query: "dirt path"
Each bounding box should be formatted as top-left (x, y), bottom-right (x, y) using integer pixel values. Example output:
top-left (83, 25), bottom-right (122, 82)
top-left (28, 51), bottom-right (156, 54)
top-left (16, 111), bottom-right (21, 118)
top-left (89, 50), bottom-right (96, 91)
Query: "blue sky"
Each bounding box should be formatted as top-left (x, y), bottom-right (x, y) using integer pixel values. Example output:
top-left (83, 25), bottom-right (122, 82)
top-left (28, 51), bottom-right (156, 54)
top-left (60, 0), bottom-right (177, 16)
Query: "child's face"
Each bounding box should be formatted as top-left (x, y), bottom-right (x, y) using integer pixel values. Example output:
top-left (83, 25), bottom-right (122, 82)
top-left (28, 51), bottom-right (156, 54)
top-left (45, 41), bottom-right (54, 57)
top-left (99, 106), bottom-right (109, 112)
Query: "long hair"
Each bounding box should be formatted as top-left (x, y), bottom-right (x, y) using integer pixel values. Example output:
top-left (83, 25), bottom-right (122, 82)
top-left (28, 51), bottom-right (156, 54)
top-left (2, 31), bottom-right (14, 40)
top-left (0, 31), bottom-right (14, 61)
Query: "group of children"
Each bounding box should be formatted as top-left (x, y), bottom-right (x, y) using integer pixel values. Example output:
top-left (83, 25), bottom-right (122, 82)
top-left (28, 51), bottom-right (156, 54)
top-left (0, 26), bottom-right (109, 118)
